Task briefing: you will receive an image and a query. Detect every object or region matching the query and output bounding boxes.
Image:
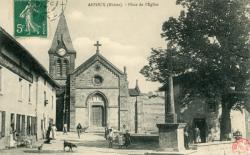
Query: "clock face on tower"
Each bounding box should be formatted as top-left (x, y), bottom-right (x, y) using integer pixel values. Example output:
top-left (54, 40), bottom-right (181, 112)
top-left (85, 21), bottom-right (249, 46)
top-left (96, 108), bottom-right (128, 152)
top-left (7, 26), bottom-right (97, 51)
top-left (57, 48), bottom-right (66, 56)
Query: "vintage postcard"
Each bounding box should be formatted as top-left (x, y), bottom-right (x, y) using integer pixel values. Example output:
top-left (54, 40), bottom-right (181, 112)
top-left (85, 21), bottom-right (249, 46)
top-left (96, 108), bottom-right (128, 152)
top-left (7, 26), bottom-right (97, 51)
top-left (0, 0), bottom-right (250, 155)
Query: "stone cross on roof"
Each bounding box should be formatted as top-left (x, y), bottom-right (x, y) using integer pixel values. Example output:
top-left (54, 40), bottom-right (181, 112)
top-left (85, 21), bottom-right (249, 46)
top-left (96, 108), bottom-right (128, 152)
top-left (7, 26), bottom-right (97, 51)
top-left (94, 41), bottom-right (102, 54)
top-left (60, 0), bottom-right (66, 13)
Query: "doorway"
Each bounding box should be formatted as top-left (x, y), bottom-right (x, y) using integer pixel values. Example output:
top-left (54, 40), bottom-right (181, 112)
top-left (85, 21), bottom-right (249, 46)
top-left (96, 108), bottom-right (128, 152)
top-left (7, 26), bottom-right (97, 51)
top-left (91, 105), bottom-right (104, 127)
top-left (193, 118), bottom-right (207, 143)
top-left (87, 92), bottom-right (107, 127)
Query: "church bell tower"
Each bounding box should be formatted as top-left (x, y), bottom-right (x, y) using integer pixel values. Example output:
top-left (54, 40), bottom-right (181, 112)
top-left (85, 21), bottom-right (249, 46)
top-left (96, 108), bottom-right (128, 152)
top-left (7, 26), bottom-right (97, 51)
top-left (48, 13), bottom-right (76, 86)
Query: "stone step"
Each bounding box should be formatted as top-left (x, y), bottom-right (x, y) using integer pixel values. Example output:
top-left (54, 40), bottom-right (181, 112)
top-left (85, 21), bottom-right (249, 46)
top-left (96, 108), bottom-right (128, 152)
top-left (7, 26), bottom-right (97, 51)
top-left (86, 127), bottom-right (105, 133)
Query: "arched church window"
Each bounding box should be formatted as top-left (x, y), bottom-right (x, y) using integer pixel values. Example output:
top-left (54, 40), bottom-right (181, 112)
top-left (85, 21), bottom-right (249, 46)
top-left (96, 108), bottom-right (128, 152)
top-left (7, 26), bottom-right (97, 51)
top-left (56, 59), bottom-right (62, 76)
top-left (62, 59), bottom-right (69, 76)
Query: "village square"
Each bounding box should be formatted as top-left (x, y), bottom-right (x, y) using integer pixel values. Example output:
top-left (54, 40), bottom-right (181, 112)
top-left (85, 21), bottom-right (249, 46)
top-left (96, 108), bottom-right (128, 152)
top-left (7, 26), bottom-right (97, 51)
top-left (0, 0), bottom-right (250, 155)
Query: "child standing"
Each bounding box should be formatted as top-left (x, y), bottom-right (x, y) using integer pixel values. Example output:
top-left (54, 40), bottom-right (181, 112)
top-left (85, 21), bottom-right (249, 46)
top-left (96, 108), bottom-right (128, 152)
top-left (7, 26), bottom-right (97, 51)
top-left (76, 123), bottom-right (82, 139)
top-left (124, 130), bottom-right (131, 148)
top-left (118, 132), bottom-right (125, 148)
top-left (107, 128), bottom-right (114, 148)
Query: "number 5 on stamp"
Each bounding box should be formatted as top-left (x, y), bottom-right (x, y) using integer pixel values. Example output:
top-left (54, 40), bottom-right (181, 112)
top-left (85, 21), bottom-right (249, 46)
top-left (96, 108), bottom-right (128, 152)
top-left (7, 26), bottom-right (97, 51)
top-left (14, 0), bottom-right (47, 37)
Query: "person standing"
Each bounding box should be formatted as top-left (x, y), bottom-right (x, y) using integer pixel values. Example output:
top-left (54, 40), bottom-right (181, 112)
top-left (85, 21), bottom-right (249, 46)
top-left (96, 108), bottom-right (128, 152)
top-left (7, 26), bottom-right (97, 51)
top-left (63, 123), bottom-right (67, 135)
top-left (104, 127), bottom-right (109, 140)
top-left (9, 125), bottom-right (16, 148)
top-left (118, 132), bottom-right (125, 149)
top-left (19, 0), bottom-right (40, 34)
top-left (124, 130), bottom-right (131, 148)
top-left (44, 123), bottom-right (52, 144)
top-left (107, 128), bottom-right (114, 148)
top-left (184, 126), bottom-right (189, 149)
top-left (51, 124), bottom-right (57, 140)
top-left (76, 123), bottom-right (82, 139)
top-left (121, 124), bottom-right (127, 147)
top-left (194, 126), bottom-right (201, 143)
top-left (121, 124), bottom-right (127, 134)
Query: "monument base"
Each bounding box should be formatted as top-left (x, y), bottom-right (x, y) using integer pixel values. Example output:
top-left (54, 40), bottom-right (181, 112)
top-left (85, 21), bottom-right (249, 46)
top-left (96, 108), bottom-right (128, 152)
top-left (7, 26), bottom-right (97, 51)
top-left (157, 123), bottom-right (186, 152)
top-left (165, 113), bottom-right (177, 123)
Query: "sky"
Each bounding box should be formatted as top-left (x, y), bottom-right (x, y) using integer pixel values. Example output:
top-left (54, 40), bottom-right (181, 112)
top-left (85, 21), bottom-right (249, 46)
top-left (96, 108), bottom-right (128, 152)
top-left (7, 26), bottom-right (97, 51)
top-left (0, 0), bottom-right (181, 93)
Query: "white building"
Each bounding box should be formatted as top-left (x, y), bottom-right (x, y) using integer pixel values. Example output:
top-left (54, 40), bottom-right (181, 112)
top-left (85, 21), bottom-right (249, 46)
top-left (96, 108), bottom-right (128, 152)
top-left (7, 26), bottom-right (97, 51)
top-left (0, 27), bottom-right (59, 148)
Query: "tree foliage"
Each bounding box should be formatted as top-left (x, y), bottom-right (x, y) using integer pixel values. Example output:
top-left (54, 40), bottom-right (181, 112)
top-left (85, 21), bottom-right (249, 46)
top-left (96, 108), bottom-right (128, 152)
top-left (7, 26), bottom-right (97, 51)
top-left (141, 0), bottom-right (250, 103)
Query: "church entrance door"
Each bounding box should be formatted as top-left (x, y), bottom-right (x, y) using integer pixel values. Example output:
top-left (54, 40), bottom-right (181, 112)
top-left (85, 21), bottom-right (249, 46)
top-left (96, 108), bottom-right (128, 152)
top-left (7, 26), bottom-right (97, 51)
top-left (91, 105), bottom-right (104, 127)
top-left (87, 93), bottom-right (107, 128)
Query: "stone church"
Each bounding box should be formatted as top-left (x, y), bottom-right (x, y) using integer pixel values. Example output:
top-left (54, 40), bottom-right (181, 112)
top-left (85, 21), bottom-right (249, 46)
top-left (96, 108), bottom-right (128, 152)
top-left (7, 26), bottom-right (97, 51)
top-left (48, 13), bottom-right (141, 132)
top-left (47, 13), bottom-right (249, 140)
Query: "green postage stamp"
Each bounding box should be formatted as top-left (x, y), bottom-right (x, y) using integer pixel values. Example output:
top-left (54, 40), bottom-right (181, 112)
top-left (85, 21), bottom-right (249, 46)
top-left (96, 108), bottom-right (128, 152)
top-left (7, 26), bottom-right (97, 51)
top-left (14, 0), bottom-right (47, 37)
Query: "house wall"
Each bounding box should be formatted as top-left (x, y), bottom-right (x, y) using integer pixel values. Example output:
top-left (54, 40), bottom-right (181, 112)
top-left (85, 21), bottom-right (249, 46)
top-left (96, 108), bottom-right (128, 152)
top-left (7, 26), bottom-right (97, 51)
top-left (0, 66), bottom-right (36, 148)
top-left (129, 84), bottom-right (246, 143)
top-left (136, 95), bottom-right (165, 134)
top-left (36, 76), bottom-right (56, 140)
top-left (173, 83), bottom-right (246, 142)
top-left (0, 66), bottom-right (56, 149)
top-left (0, 33), bottom-right (57, 149)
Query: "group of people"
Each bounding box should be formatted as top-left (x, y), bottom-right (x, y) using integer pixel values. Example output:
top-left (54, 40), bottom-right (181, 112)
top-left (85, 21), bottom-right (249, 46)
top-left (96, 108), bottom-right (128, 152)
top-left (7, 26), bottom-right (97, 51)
top-left (184, 126), bottom-right (201, 149)
top-left (105, 125), bottom-right (131, 149)
top-left (44, 122), bottom-right (85, 144)
top-left (44, 123), bottom-right (57, 144)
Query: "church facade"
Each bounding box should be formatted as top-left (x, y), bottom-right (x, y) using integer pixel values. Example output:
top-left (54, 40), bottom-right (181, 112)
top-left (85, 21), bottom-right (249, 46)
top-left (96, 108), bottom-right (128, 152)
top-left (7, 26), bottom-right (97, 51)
top-left (68, 51), bottom-right (131, 131)
top-left (48, 14), bottom-right (139, 132)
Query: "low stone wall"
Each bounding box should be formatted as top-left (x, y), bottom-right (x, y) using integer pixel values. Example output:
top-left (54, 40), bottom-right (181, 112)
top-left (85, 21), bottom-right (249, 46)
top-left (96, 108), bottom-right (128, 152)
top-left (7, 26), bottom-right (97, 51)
top-left (145, 141), bottom-right (248, 155)
top-left (131, 134), bottom-right (159, 143)
top-left (0, 135), bottom-right (38, 149)
top-left (191, 141), bottom-right (246, 155)
top-left (0, 136), bottom-right (8, 149)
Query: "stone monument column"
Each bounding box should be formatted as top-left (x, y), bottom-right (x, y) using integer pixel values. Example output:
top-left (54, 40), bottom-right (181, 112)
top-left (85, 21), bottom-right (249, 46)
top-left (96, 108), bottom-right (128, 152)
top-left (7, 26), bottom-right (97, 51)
top-left (165, 75), bottom-right (177, 123)
top-left (157, 74), bottom-right (186, 152)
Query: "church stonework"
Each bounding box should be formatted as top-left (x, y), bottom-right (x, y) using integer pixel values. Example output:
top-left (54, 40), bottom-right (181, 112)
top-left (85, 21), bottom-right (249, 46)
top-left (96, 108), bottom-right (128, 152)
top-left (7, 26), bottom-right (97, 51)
top-left (48, 13), bottom-right (76, 85)
top-left (48, 13), bottom-right (76, 130)
top-left (48, 13), bottom-right (134, 132)
top-left (69, 53), bottom-right (130, 131)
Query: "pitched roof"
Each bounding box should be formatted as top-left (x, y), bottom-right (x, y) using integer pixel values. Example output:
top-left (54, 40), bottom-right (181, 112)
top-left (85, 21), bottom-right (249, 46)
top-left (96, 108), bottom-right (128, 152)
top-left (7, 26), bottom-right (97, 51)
top-left (72, 52), bottom-right (124, 77)
top-left (129, 80), bottom-right (141, 96)
top-left (1, 27), bottom-right (59, 88)
top-left (48, 13), bottom-right (75, 53)
top-left (129, 88), bottom-right (140, 96)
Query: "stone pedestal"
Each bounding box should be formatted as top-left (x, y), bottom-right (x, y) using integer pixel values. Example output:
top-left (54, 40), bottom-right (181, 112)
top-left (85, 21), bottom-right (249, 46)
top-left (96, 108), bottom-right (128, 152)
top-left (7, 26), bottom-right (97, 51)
top-left (157, 123), bottom-right (186, 152)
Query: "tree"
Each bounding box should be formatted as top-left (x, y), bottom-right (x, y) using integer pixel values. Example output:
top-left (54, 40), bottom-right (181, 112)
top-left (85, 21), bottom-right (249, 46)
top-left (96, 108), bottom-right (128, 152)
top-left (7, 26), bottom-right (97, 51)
top-left (141, 0), bottom-right (250, 140)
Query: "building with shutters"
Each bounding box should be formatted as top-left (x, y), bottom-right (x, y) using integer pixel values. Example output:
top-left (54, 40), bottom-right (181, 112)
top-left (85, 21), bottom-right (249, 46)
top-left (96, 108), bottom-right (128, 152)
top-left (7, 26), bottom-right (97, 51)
top-left (0, 27), bottom-right (59, 148)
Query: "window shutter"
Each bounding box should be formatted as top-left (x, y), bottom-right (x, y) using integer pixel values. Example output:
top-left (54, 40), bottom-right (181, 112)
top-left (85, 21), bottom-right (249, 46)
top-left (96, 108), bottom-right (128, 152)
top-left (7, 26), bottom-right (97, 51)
top-left (2, 112), bottom-right (5, 137)
top-left (34, 117), bottom-right (37, 135)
